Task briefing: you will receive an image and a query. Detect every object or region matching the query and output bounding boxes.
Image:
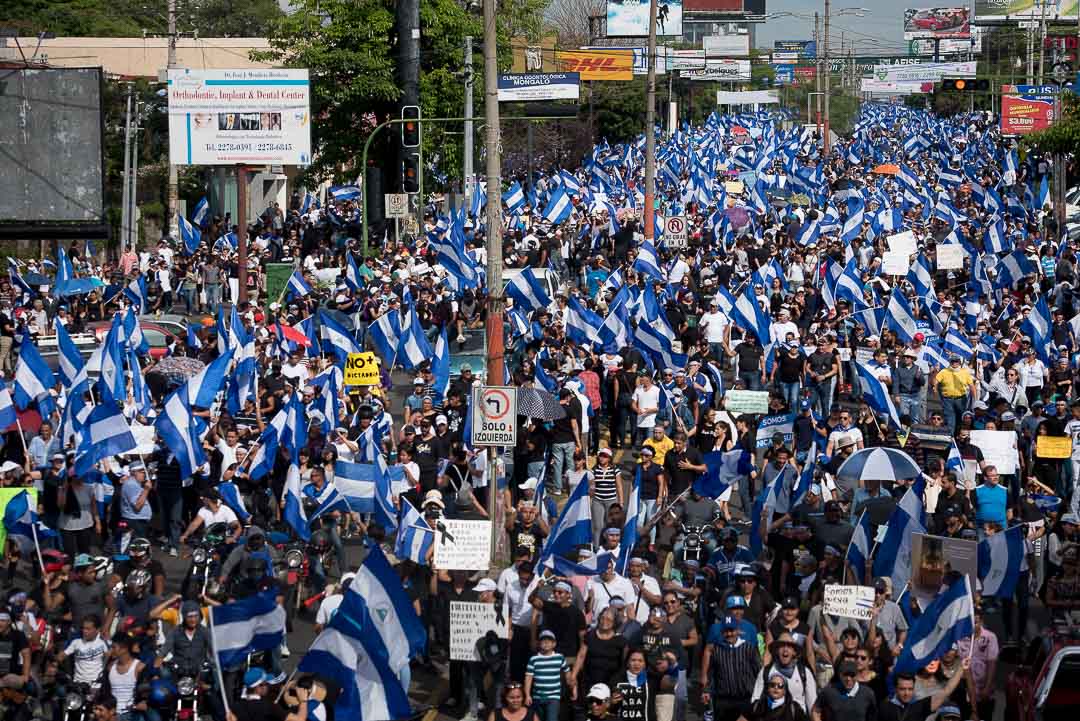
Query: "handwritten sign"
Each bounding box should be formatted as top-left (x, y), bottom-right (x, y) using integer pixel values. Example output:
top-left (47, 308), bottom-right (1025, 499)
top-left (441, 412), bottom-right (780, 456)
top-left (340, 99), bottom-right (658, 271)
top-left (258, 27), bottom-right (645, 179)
top-left (615, 683), bottom-right (649, 721)
top-left (1037, 435), bottom-right (1072, 459)
top-left (433, 519), bottom-right (492, 570)
top-left (936, 243), bottom-right (965, 270)
top-left (855, 348), bottom-right (874, 365)
top-left (881, 250), bottom-right (910, 277)
top-left (887, 230), bottom-right (917, 257)
top-left (970, 430), bottom-right (1018, 475)
top-left (823, 584), bottom-right (876, 620)
top-left (837, 347), bottom-right (852, 362)
top-left (449, 601), bottom-right (507, 661)
top-left (724, 390), bottom-right (770, 415)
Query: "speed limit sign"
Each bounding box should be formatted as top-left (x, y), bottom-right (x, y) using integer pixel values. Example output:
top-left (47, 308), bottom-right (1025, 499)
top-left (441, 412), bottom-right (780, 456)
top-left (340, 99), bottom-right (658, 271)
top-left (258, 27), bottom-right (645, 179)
top-left (664, 216), bottom-right (688, 248)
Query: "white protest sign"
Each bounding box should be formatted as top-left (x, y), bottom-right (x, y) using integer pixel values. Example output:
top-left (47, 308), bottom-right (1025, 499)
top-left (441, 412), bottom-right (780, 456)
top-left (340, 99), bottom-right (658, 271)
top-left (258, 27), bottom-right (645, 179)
top-left (855, 348), bottom-right (874, 365)
top-left (449, 601), bottom-right (507, 661)
top-left (724, 390), bottom-right (770, 415)
top-left (433, 519), bottom-right (492, 570)
top-left (823, 584), bottom-right (876, 620)
top-left (887, 230), bottom-right (918, 256)
top-left (837, 347), bottom-right (852, 362)
top-left (936, 243), bottom-right (964, 270)
top-left (127, 423), bottom-right (158, 456)
top-left (881, 250), bottom-right (910, 277)
top-left (970, 429), bottom-right (1018, 475)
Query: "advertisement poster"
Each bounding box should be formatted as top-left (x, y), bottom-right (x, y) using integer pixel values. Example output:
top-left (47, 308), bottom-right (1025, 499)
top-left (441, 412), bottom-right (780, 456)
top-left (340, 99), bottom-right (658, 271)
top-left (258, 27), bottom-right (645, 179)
top-left (872, 61), bottom-right (976, 83)
top-left (497, 73), bottom-right (580, 101)
top-left (903, 7), bottom-right (971, 39)
top-left (1000, 85), bottom-right (1057, 136)
top-left (554, 50), bottom-right (633, 80)
top-left (680, 59), bottom-right (752, 81)
top-left (974, 0), bottom-right (1078, 22)
top-left (167, 69), bottom-right (311, 166)
top-left (774, 40), bottom-right (816, 57)
top-left (607, 0), bottom-right (684, 37)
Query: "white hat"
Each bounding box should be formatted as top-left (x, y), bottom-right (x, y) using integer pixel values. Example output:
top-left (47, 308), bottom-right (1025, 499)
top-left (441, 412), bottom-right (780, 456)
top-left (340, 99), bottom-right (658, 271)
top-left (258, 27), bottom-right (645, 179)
top-left (435, 414), bottom-right (448, 426)
top-left (423, 489), bottom-right (445, 509)
top-left (586, 684), bottom-right (611, 702)
top-left (473, 578), bottom-right (497, 593)
top-left (520, 477), bottom-right (539, 491)
top-left (0, 461), bottom-right (20, 474)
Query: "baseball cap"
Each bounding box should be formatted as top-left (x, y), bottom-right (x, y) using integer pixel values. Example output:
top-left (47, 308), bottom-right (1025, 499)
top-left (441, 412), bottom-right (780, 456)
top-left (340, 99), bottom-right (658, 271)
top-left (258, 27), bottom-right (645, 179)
top-left (720, 615), bottom-right (740, 630)
top-left (586, 684), bottom-right (611, 702)
top-left (725, 595), bottom-right (748, 609)
top-left (520, 477), bottom-right (539, 491)
top-left (598, 448), bottom-right (613, 458)
top-left (435, 414), bottom-right (448, 426)
top-left (474, 578), bottom-right (497, 593)
top-left (243, 668), bottom-right (268, 688)
top-left (73, 553), bottom-right (94, 569)
top-left (539, 630), bottom-right (556, 641)
top-left (413, 377), bottom-right (424, 385)
top-left (781, 595), bottom-right (800, 609)
top-left (938, 705), bottom-right (962, 720)
top-left (799, 399), bottom-right (811, 411)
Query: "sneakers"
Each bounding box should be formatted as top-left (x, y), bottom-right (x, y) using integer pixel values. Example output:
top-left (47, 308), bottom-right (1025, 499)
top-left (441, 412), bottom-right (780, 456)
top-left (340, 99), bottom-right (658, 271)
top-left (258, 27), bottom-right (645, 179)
top-left (168, 546), bottom-right (179, 558)
top-left (456, 334), bottom-right (466, 344)
top-left (280, 641), bottom-right (291, 658)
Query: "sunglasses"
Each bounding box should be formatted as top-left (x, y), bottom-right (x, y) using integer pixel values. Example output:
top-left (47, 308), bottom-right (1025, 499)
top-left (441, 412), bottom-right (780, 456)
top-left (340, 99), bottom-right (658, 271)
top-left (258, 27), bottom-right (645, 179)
top-left (767, 682), bottom-right (786, 690)
top-left (841, 672), bottom-right (857, 678)
top-left (856, 654), bottom-right (869, 661)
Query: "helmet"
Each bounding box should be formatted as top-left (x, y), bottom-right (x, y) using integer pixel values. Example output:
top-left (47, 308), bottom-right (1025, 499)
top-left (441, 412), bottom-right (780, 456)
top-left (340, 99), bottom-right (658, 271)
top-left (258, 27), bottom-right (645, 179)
top-left (357, 405), bottom-right (374, 421)
top-left (93, 556), bottom-right (113, 581)
top-left (147, 678), bottom-right (178, 709)
top-left (42, 549), bottom-right (69, 574)
top-left (126, 568), bottom-right (152, 593)
top-left (309, 529), bottom-right (332, 555)
top-left (128, 538), bottom-right (151, 561)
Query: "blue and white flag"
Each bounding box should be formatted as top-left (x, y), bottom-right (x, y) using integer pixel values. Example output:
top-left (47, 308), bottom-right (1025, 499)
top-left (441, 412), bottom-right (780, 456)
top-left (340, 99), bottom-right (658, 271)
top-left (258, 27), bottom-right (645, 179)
top-left (855, 361), bottom-right (902, 429)
top-left (95, 316), bottom-right (126, 404)
top-left (369, 310), bottom-right (401, 364)
top-left (178, 213), bottom-right (201, 255)
top-left (395, 498), bottom-right (434, 565)
top-left (329, 184), bottom-right (362, 201)
top-left (632, 319), bottom-right (688, 370)
top-left (732, 285), bottom-right (771, 345)
top-left (319, 309), bottom-right (363, 363)
top-left (886, 289), bottom-right (920, 344)
top-left (539, 473), bottom-right (592, 561)
top-left (0, 384), bottom-right (16, 432)
top-left (73, 402), bottom-right (137, 476)
top-left (185, 347), bottom-right (234, 409)
top-left (503, 182), bottom-right (526, 213)
top-left (282, 463), bottom-right (311, 541)
top-left (505, 268), bottom-right (552, 312)
top-left (123, 306), bottom-right (149, 356)
top-left (344, 250), bottom-right (364, 292)
top-left (541, 187), bottom-right (573, 224)
top-left (893, 575), bottom-right (974, 676)
top-left (633, 241), bottom-right (665, 281)
top-left (155, 389), bottom-right (206, 479)
top-left (2, 489), bottom-right (55, 555)
top-left (191, 196), bottom-right (210, 226)
top-left (994, 249), bottom-right (1038, 288)
top-left (695, 449), bottom-right (752, 498)
top-left (286, 270), bottom-right (313, 299)
top-left (211, 589), bottom-right (287, 670)
top-left (54, 320), bottom-right (88, 392)
top-left (872, 481), bottom-right (927, 592)
top-left (978, 524), bottom-right (1025, 598)
top-left (430, 326), bottom-right (451, 401)
top-left (333, 460), bottom-right (378, 513)
top-left (619, 467), bottom-right (641, 573)
top-left (845, 509), bottom-right (873, 585)
top-left (547, 551), bottom-right (617, 578)
top-left (123, 275), bottom-right (148, 313)
top-left (218, 481), bottom-right (251, 523)
top-left (397, 306), bottom-right (435, 370)
top-left (13, 341), bottom-right (57, 414)
top-left (565, 295), bottom-right (604, 348)
top-left (946, 440), bottom-right (964, 474)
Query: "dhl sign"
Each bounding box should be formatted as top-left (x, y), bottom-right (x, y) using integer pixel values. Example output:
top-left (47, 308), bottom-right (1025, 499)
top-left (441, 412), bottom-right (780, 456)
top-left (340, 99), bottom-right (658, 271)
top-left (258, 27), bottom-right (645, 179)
top-left (554, 50), bottom-right (633, 81)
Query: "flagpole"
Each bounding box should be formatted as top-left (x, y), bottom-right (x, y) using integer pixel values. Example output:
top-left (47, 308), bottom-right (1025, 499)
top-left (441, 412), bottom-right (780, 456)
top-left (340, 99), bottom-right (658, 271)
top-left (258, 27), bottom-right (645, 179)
top-left (206, 607), bottom-right (233, 716)
top-left (13, 416), bottom-right (30, 459)
top-left (28, 513), bottom-right (46, 575)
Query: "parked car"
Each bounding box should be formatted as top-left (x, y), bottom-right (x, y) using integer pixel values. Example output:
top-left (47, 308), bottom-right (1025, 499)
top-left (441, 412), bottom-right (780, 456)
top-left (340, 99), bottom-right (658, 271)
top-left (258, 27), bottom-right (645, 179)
top-left (84, 320), bottom-right (178, 359)
top-left (1004, 622), bottom-right (1080, 721)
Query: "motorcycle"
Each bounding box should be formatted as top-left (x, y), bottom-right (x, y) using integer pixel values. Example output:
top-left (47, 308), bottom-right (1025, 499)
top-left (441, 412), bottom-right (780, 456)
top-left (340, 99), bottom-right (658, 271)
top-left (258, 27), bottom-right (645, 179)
top-left (59, 680), bottom-right (99, 721)
top-left (180, 523), bottom-right (231, 600)
top-left (168, 661), bottom-right (214, 721)
top-left (678, 523), bottom-right (709, 565)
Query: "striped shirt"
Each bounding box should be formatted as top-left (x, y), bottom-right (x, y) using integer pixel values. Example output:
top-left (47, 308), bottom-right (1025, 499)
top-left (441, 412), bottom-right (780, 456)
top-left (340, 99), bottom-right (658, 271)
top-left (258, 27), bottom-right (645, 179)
top-left (593, 464), bottom-right (620, 503)
top-left (708, 639), bottom-right (761, 698)
top-left (526, 652), bottom-right (568, 700)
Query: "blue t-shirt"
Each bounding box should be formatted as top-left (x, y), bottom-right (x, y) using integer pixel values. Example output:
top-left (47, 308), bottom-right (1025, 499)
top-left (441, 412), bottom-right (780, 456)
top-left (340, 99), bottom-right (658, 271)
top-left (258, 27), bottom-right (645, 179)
top-left (974, 483), bottom-right (1008, 526)
top-left (121, 477), bottom-right (152, 521)
top-left (706, 619), bottom-right (758, 647)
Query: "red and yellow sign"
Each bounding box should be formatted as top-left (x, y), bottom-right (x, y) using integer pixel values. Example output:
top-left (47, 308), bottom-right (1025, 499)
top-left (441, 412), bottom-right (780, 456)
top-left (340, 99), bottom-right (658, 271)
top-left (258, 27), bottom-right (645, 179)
top-left (554, 50), bottom-right (633, 81)
top-left (1001, 91), bottom-right (1055, 136)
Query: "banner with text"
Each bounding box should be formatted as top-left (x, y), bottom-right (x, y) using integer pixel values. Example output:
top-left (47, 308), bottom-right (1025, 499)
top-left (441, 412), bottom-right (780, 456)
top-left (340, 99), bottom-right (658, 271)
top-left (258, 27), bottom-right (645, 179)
top-left (498, 73), bottom-right (580, 101)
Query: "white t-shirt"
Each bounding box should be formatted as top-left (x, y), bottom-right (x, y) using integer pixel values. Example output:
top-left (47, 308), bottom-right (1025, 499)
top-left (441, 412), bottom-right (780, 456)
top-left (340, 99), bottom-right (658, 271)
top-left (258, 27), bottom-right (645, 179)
top-left (587, 573), bottom-right (637, 619)
top-left (633, 384), bottom-right (661, 429)
top-left (699, 311), bottom-right (729, 343)
top-left (628, 574), bottom-right (662, 624)
top-left (197, 505), bottom-right (239, 528)
top-left (64, 635), bottom-right (111, 684)
top-left (771, 321), bottom-right (799, 345)
top-left (283, 361), bottom-right (310, 387)
top-left (215, 439), bottom-right (238, 471)
top-left (316, 593), bottom-right (344, 627)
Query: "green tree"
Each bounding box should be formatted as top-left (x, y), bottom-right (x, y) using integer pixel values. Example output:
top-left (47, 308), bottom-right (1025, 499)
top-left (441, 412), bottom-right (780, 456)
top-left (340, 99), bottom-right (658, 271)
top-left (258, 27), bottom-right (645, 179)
top-left (4, 0), bottom-right (281, 37)
top-left (1024, 92), bottom-right (1080, 155)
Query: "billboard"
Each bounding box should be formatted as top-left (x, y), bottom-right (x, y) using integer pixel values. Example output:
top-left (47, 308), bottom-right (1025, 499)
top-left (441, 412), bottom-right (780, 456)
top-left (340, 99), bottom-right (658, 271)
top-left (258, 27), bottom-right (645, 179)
top-left (498, 73), bottom-right (580, 101)
top-left (975, 0), bottom-right (1078, 21)
top-left (607, 0), bottom-right (684, 37)
top-left (861, 79), bottom-right (924, 94)
top-left (903, 7), bottom-right (971, 39)
top-left (773, 64), bottom-right (795, 84)
top-left (1001, 84), bottom-right (1057, 135)
top-left (167, 69), bottom-right (311, 166)
top-left (0, 67), bottom-right (104, 225)
top-left (704, 34), bottom-right (750, 55)
top-left (582, 46), bottom-right (668, 75)
top-left (680, 58), bottom-right (752, 80)
top-left (669, 49), bottom-right (707, 70)
top-left (775, 40), bottom-right (816, 56)
top-left (871, 60), bottom-right (976, 82)
top-left (555, 50), bottom-right (634, 80)
top-left (685, 0), bottom-right (742, 10)
top-left (909, 32), bottom-right (981, 54)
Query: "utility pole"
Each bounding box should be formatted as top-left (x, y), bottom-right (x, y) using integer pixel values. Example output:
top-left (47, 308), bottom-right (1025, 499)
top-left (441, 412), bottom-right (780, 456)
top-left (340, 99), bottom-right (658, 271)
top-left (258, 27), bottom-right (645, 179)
top-left (482, 0), bottom-right (504, 565)
top-left (167, 0), bottom-right (179, 240)
top-left (464, 36), bottom-right (474, 208)
top-left (121, 85), bottom-right (133, 257)
top-left (823, 0), bottom-right (831, 159)
top-left (814, 13), bottom-right (822, 133)
top-left (1027, 22), bottom-right (1035, 85)
top-left (643, 0), bottom-right (658, 241)
top-left (1038, 0), bottom-right (1047, 84)
top-left (237, 166), bottom-right (248, 302)
top-left (131, 102), bottom-right (141, 253)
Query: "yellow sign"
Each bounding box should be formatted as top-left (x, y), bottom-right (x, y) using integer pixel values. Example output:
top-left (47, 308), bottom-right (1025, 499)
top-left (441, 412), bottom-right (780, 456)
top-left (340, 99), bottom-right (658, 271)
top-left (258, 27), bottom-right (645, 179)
top-left (344, 352), bottom-right (381, 386)
top-left (1036, 435), bottom-right (1072, 459)
top-left (724, 180), bottom-right (745, 195)
top-left (554, 50), bottom-right (633, 81)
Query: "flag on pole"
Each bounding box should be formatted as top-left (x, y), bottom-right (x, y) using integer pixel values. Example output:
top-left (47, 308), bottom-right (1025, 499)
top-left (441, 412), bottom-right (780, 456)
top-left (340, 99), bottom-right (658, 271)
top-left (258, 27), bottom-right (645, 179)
top-left (210, 588), bottom-right (287, 669)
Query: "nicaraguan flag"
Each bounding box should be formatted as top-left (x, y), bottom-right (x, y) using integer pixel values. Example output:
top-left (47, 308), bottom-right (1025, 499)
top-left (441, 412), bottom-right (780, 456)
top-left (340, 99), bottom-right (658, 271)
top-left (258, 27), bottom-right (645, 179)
top-left (855, 361), bottom-right (901, 429)
top-left (505, 267), bottom-right (552, 312)
top-left (547, 551), bottom-right (616, 578)
top-left (845, 509), bottom-right (873, 584)
top-left (0, 383), bottom-right (16, 432)
top-left (872, 481), bottom-right (926, 592)
top-left (73, 401), bottom-right (137, 475)
top-left (211, 588), bottom-right (286, 670)
top-left (54, 320), bottom-right (88, 392)
top-left (319, 309), bottom-right (363, 363)
top-left (619, 467), bottom-right (641, 573)
top-left (3, 489), bottom-right (56, 555)
top-left (541, 187), bottom-right (573, 224)
top-left (395, 498), bottom-right (434, 565)
top-left (893, 575), bottom-right (974, 676)
top-left (178, 212), bottom-right (201, 255)
top-left (191, 196), bottom-right (210, 226)
top-left (155, 387), bottom-right (206, 479)
top-left (286, 270), bottom-right (313, 299)
top-left (539, 473), bottom-right (593, 561)
top-left (397, 306), bottom-right (435, 370)
top-left (123, 275), bottom-right (148, 313)
top-left (13, 340), bottom-right (57, 415)
top-left (330, 184), bottom-right (362, 201)
top-left (978, 524), bottom-right (1025, 598)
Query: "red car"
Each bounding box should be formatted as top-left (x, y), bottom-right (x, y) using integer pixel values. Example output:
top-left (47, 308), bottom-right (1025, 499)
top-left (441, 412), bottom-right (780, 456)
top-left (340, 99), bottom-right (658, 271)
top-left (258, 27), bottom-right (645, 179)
top-left (1004, 625), bottom-right (1080, 721)
top-left (912, 12), bottom-right (966, 32)
top-left (85, 320), bottom-right (178, 359)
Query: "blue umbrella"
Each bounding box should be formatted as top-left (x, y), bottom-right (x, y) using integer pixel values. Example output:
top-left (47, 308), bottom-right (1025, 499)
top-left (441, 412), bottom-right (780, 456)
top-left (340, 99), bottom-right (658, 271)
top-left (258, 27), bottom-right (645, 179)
top-left (836, 447), bottom-right (921, 484)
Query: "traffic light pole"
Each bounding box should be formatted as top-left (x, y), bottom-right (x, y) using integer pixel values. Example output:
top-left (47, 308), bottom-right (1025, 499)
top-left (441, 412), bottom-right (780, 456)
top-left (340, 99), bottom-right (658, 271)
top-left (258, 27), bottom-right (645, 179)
top-left (359, 115), bottom-right (569, 257)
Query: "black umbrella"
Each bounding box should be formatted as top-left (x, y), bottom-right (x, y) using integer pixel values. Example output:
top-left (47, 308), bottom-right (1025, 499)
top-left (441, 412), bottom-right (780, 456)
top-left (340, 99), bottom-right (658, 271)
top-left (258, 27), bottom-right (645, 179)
top-left (517, 387), bottom-right (565, 421)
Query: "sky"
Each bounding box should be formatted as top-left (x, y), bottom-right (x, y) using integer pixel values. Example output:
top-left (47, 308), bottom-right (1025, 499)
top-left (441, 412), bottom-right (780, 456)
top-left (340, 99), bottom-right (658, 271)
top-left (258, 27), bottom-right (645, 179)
top-left (753, 0), bottom-right (921, 55)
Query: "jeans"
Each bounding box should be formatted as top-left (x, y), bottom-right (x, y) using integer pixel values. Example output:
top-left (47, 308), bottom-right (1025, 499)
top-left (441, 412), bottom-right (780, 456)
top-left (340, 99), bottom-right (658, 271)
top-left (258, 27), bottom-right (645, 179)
top-left (778, 381), bottom-right (801, 412)
top-left (527, 461), bottom-right (545, 485)
top-left (1002, 569), bottom-right (1031, 640)
top-left (533, 699), bottom-right (560, 721)
top-left (940, 395), bottom-right (969, 434)
top-left (811, 378), bottom-right (835, 417)
top-left (178, 287), bottom-right (195, 313)
top-left (738, 371), bottom-right (762, 391)
top-left (204, 284), bottom-right (221, 310)
top-left (737, 475), bottom-right (754, 519)
top-left (896, 393), bottom-right (923, 424)
top-left (639, 498), bottom-right (659, 543)
top-left (592, 497), bottom-right (617, 546)
top-left (549, 442), bottom-right (576, 495)
top-left (158, 485), bottom-right (184, 549)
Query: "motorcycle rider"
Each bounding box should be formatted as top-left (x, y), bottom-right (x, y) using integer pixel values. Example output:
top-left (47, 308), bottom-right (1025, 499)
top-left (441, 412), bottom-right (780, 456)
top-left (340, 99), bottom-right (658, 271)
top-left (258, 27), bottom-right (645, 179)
top-left (113, 538), bottom-right (167, 598)
top-left (179, 489), bottom-right (243, 547)
top-left (218, 527), bottom-right (278, 590)
top-left (57, 613), bottom-right (109, 686)
top-left (43, 554), bottom-right (113, 638)
top-left (0, 609), bottom-right (32, 692)
top-left (155, 601), bottom-right (226, 721)
top-left (110, 569), bottom-right (161, 632)
top-left (300, 468), bottom-right (345, 577)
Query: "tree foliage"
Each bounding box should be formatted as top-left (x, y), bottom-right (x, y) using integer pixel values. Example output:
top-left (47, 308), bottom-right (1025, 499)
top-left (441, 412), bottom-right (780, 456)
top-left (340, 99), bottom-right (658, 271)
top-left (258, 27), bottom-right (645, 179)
top-left (1024, 92), bottom-right (1080, 155)
top-left (5, 0), bottom-right (281, 37)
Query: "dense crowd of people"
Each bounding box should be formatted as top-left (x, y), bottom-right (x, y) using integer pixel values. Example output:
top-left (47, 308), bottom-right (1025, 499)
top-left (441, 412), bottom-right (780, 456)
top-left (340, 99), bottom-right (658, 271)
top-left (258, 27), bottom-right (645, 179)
top-left (0, 102), bottom-right (1077, 721)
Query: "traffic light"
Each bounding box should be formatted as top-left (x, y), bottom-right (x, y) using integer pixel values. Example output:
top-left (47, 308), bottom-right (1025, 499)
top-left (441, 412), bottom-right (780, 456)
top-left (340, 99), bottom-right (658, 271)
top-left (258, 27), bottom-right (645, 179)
top-left (402, 153), bottom-right (420, 193)
top-left (401, 105), bottom-right (421, 148)
top-left (941, 78), bottom-right (990, 92)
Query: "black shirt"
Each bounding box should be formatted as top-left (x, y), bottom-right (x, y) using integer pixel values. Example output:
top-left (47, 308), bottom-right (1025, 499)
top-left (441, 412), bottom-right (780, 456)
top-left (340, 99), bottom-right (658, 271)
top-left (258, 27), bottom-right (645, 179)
top-left (0, 628), bottom-right (28, 676)
top-left (663, 446), bottom-right (704, 497)
top-left (540, 600), bottom-right (586, 657)
top-left (231, 696), bottom-right (289, 721)
top-left (551, 397), bottom-right (583, 444)
top-left (639, 463), bottom-right (664, 500)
